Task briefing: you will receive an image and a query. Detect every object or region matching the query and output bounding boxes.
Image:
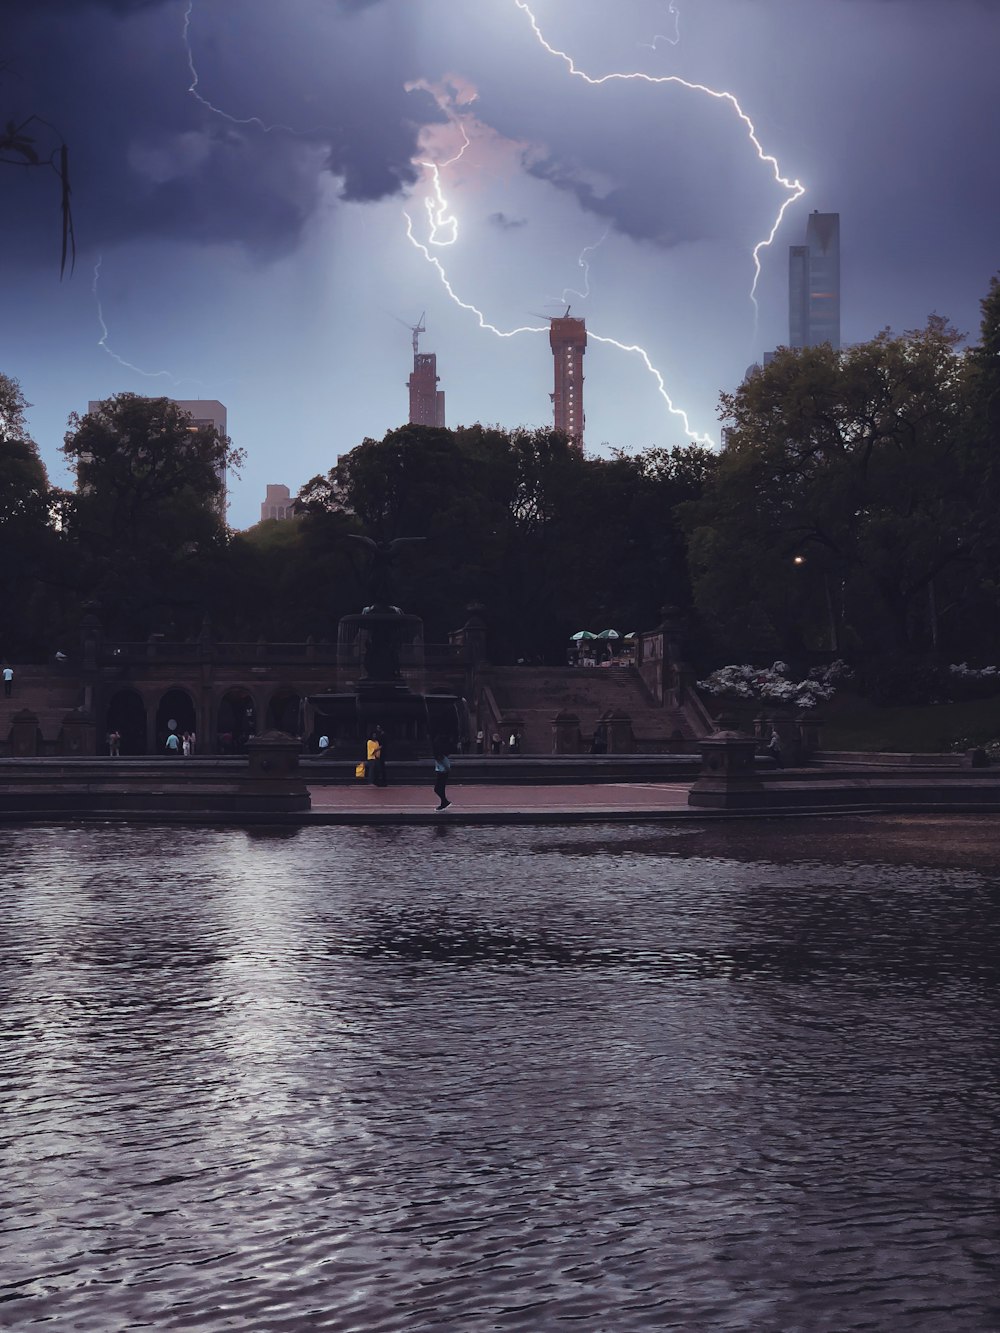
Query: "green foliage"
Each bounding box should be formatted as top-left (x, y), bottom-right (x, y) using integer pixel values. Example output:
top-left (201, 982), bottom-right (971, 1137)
top-left (0, 373), bottom-right (63, 654)
top-left (684, 314), bottom-right (1000, 661)
top-left (297, 426), bottom-right (713, 661)
top-left (60, 394), bottom-right (243, 638)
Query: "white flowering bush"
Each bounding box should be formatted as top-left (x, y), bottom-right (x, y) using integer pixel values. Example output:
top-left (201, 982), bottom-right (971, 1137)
top-left (697, 659), bottom-right (853, 710)
top-left (949, 662), bottom-right (999, 678)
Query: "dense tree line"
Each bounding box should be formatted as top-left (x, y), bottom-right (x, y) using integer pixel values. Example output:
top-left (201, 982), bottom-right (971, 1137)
top-left (1, 274), bottom-right (999, 674)
top-left (684, 278), bottom-right (1000, 671)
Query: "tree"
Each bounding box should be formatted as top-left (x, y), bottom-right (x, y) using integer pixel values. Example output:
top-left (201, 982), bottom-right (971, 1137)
top-left (684, 318), bottom-right (983, 660)
top-left (298, 425), bottom-right (713, 662)
top-left (60, 394), bottom-right (243, 637)
top-left (0, 373), bottom-right (63, 654)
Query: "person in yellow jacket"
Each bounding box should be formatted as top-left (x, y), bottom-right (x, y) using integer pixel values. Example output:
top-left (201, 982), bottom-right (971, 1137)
top-left (366, 728), bottom-right (388, 786)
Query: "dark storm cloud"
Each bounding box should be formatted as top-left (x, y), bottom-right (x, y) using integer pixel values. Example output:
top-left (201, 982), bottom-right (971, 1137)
top-left (2, 0), bottom-right (436, 265)
top-left (23, 0), bottom-right (168, 8)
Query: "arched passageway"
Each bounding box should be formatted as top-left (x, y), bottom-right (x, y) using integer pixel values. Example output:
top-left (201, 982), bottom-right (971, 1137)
top-left (217, 688), bottom-right (257, 753)
top-left (155, 688), bottom-right (197, 754)
top-left (267, 689), bottom-right (301, 736)
top-left (104, 689), bottom-right (147, 755)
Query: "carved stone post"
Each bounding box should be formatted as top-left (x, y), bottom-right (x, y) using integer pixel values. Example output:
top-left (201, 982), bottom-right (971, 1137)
top-left (243, 731), bottom-right (311, 813)
top-left (601, 709), bottom-right (635, 754)
top-left (688, 730), bottom-right (765, 809)
top-left (10, 709), bottom-right (40, 757)
top-left (551, 711), bottom-right (581, 755)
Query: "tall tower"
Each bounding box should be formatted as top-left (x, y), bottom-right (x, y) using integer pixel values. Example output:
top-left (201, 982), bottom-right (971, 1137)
top-left (789, 211), bottom-right (840, 350)
top-left (406, 314), bottom-right (446, 427)
top-left (549, 314), bottom-right (587, 449)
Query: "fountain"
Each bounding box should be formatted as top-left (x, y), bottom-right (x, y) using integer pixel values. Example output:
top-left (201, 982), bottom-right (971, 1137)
top-left (307, 535), bottom-right (466, 757)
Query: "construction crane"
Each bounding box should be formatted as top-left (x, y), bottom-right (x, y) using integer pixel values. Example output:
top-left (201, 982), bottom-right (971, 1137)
top-left (391, 311), bottom-right (426, 356)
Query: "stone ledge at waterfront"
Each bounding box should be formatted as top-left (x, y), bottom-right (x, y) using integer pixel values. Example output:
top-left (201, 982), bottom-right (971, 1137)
top-left (2, 749), bottom-right (1000, 825)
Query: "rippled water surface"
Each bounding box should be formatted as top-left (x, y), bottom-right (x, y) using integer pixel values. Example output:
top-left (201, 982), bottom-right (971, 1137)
top-left (2, 818), bottom-right (1000, 1331)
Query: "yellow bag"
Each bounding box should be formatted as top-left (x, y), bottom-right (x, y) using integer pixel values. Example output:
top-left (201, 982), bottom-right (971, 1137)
top-left (355, 761), bottom-right (367, 779)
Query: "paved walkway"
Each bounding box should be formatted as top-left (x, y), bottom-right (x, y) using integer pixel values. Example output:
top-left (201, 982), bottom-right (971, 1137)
top-left (307, 781), bottom-right (694, 824)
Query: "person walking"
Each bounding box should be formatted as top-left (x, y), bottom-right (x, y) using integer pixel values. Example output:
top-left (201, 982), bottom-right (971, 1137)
top-left (366, 730), bottom-right (387, 787)
top-left (476, 729), bottom-right (484, 755)
top-left (164, 731), bottom-right (181, 756)
top-left (182, 732), bottom-right (192, 757)
top-left (2, 665), bottom-right (12, 698)
top-left (432, 738), bottom-right (452, 810)
top-left (108, 730), bottom-right (121, 757)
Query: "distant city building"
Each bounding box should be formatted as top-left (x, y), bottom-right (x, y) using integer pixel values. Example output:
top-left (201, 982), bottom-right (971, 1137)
top-left (789, 211), bottom-right (840, 350)
top-left (87, 396), bottom-right (229, 512)
top-left (260, 483), bottom-right (295, 522)
top-left (406, 315), bottom-right (446, 427)
top-left (549, 315), bottom-right (587, 449)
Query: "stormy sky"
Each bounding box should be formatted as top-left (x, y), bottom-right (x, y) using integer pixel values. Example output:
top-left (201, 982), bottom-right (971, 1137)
top-left (3, 0), bottom-right (999, 527)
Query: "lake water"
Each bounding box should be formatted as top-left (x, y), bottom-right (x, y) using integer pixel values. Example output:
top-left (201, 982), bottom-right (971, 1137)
top-left (2, 818), bottom-right (999, 1331)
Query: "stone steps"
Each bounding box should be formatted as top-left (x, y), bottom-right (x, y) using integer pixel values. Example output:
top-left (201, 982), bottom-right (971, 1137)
top-left (479, 666), bottom-right (695, 753)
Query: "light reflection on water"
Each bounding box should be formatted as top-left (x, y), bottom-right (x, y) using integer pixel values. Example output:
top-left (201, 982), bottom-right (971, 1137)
top-left (1, 818), bottom-right (999, 1331)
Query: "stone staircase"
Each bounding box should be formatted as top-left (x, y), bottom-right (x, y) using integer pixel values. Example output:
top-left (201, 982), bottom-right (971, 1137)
top-left (477, 665), bottom-right (699, 753)
top-left (0, 667), bottom-right (86, 752)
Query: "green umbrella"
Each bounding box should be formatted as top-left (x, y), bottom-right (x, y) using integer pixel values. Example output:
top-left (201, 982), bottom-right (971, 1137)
top-left (570, 630), bottom-right (597, 640)
top-left (597, 629), bottom-right (620, 639)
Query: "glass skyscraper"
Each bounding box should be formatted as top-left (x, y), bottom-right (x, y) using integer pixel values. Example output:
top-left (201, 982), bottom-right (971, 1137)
top-left (788, 211), bottom-right (840, 350)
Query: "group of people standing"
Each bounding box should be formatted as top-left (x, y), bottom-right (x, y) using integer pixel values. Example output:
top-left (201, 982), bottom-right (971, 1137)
top-left (164, 730), bottom-right (197, 756)
top-left (475, 729), bottom-right (520, 754)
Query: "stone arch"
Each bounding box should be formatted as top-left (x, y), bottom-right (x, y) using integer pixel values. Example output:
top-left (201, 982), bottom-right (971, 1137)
top-left (104, 688), bottom-right (147, 755)
top-left (266, 688), bottom-right (301, 736)
top-left (216, 686), bottom-right (257, 754)
top-left (155, 687), bottom-right (197, 754)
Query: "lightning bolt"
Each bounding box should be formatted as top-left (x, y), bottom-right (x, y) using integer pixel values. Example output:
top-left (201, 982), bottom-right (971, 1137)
top-left (403, 215), bottom-right (547, 340)
top-left (93, 257), bottom-right (221, 389)
top-left (640, 1), bottom-right (682, 51)
top-left (93, 257), bottom-right (183, 383)
top-left (511, 0), bottom-right (804, 314)
top-left (554, 230), bottom-right (609, 307)
top-left (420, 125), bottom-right (471, 247)
top-left (589, 332), bottom-right (711, 445)
top-left (182, 1), bottom-right (316, 135)
top-left (404, 216), bottom-right (711, 447)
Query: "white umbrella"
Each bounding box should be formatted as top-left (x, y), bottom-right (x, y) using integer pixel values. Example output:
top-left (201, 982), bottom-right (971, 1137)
top-left (570, 630), bottom-right (597, 641)
top-left (597, 629), bottom-right (620, 639)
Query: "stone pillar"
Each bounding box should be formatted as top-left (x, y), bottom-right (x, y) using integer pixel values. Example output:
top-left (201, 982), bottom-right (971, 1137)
top-left (764, 711), bottom-right (803, 765)
top-left (59, 709), bottom-right (98, 757)
top-left (551, 711), bottom-right (581, 755)
top-left (601, 709), bottom-right (635, 754)
top-left (81, 610), bottom-right (102, 671)
top-left (688, 730), bottom-right (765, 809)
top-left (795, 710), bottom-right (823, 760)
top-left (246, 730), bottom-right (302, 778)
top-left (242, 731), bottom-right (310, 813)
top-left (10, 709), bottom-right (40, 757)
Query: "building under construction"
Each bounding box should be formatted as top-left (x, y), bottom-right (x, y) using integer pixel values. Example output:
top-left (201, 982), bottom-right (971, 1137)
top-left (549, 314), bottom-right (586, 449)
top-left (406, 314), bottom-right (446, 428)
